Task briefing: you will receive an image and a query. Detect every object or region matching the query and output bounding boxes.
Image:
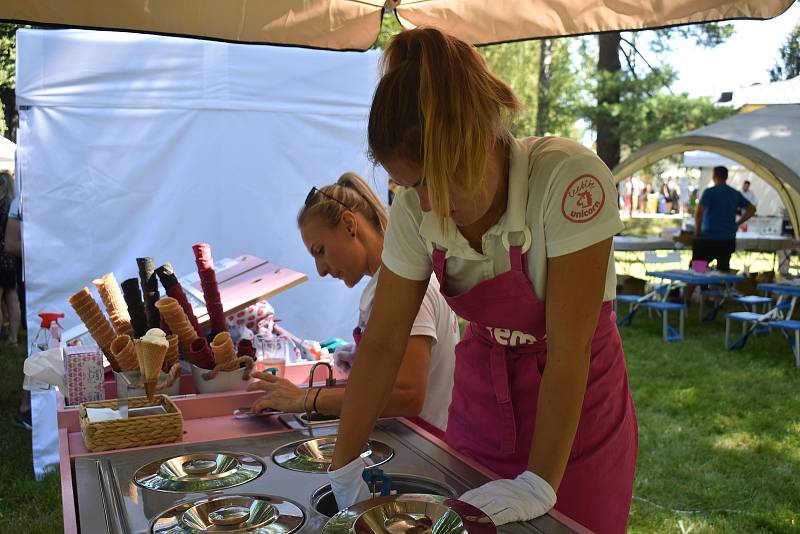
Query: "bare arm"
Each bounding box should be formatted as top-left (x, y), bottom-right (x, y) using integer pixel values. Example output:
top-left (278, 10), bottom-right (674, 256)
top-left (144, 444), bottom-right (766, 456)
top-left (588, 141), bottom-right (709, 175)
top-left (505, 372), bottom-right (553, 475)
top-left (737, 204), bottom-right (756, 226)
top-left (316, 335), bottom-right (431, 417)
top-left (695, 204), bottom-right (704, 236)
top-left (250, 335), bottom-right (431, 417)
top-left (331, 265), bottom-right (428, 470)
top-left (528, 238), bottom-right (611, 490)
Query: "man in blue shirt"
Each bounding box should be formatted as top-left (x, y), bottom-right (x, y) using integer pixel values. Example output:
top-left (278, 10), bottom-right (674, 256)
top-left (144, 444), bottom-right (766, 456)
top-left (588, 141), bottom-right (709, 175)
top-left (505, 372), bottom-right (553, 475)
top-left (692, 166), bottom-right (756, 271)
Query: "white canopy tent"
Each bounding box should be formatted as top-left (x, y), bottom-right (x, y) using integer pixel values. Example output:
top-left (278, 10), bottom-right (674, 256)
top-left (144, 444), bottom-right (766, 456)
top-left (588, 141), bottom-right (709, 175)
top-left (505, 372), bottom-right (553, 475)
top-left (614, 105), bottom-right (800, 235)
top-left (16, 28), bottom-right (383, 477)
top-left (718, 75), bottom-right (800, 108)
top-left (0, 1), bottom-right (793, 50)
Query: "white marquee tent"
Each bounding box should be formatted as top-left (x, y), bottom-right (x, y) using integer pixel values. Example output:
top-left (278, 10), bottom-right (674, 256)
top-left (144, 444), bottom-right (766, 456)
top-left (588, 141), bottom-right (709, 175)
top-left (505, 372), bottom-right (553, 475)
top-left (614, 105), bottom-right (800, 234)
top-left (16, 28), bottom-right (383, 476)
top-left (0, 135), bottom-right (14, 172)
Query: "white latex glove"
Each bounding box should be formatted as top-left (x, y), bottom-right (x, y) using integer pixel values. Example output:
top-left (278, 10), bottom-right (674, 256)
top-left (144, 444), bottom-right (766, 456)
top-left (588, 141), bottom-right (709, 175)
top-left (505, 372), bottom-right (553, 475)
top-left (459, 471), bottom-right (556, 526)
top-left (328, 456), bottom-right (371, 511)
top-left (332, 342), bottom-right (357, 373)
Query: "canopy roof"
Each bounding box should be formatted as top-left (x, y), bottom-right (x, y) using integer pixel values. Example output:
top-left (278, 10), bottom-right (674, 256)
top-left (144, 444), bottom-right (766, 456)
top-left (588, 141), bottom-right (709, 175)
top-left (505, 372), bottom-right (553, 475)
top-left (0, 1), bottom-right (793, 50)
top-left (718, 76), bottom-right (800, 108)
top-left (614, 105), bottom-right (800, 234)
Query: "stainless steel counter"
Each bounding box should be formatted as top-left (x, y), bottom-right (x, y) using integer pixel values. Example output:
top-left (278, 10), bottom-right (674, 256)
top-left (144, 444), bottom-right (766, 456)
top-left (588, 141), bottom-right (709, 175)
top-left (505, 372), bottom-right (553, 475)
top-left (74, 419), bottom-right (585, 533)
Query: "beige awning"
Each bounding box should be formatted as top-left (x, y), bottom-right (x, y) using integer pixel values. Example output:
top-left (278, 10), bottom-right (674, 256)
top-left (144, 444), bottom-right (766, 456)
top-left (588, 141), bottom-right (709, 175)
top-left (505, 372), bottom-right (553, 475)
top-left (0, 1), bottom-right (794, 50)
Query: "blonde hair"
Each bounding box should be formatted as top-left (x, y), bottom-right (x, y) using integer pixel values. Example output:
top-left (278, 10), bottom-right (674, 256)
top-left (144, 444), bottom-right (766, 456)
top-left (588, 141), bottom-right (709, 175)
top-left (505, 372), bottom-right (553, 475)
top-left (367, 28), bottom-right (521, 226)
top-left (297, 172), bottom-right (388, 235)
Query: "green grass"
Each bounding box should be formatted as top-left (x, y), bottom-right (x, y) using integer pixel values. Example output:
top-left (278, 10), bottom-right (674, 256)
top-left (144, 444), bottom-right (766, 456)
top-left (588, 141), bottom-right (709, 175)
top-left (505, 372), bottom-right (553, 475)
top-left (0, 335), bottom-right (63, 533)
top-left (623, 308), bottom-right (800, 533)
top-left (1, 306), bottom-right (799, 533)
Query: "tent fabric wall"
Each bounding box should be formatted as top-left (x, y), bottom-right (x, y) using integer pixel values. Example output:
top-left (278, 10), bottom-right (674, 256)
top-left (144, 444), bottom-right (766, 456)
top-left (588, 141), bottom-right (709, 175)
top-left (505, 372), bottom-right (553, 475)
top-left (0, 136), bottom-right (14, 172)
top-left (16, 28), bottom-right (384, 349)
top-left (613, 105), bottom-right (800, 236)
top-left (16, 28), bottom-right (384, 478)
top-left (0, 1), bottom-right (793, 50)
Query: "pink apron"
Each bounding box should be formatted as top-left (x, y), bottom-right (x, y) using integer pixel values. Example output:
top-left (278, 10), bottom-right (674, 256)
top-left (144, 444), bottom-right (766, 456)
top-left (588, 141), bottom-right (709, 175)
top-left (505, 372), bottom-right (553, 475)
top-left (434, 243), bottom-right (638, 534)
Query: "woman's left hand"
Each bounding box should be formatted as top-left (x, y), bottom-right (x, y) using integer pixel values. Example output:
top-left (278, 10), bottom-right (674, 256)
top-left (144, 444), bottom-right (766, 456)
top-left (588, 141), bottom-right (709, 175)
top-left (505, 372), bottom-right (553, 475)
top-left (458, 471), bottom-right (556, 525)
top-left (247, 372), bottom-right (306, 413)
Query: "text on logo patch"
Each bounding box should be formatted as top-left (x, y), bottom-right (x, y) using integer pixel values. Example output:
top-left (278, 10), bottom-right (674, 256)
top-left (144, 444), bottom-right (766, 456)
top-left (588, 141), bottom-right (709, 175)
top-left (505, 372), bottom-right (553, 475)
top-left (561, 174), bottom-right (605, 223)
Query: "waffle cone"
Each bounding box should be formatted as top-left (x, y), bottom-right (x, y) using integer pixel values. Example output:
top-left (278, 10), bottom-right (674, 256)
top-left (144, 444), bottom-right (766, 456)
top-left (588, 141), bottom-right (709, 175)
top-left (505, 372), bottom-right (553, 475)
top-left (135, 339), bottom-right (167, 381)
top-left (156, 297), bottom-right (197, 349)
top-left (164, 334), bottom-right (179, 368)
top-left (92, 272), bottom-right (130, 319)
top-left (111, 335), bottom-right (139, 372)
top-left (68, 287), bottom-right (93, 307)
top-left (211, 332), bottom-right (236, 366)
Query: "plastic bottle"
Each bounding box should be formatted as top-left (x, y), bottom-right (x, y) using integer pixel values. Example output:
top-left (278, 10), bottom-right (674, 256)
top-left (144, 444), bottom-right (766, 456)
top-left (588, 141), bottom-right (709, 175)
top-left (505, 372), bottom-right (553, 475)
top-left (30, 312), bottom-right (65, 353)
top-left (24, 312), bottom-right (65, 391)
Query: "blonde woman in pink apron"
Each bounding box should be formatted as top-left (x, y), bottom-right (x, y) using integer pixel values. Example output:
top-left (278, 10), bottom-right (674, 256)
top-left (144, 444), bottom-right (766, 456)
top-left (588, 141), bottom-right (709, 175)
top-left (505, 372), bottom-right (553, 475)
top-left (329, 28), bottom-right (637, 534)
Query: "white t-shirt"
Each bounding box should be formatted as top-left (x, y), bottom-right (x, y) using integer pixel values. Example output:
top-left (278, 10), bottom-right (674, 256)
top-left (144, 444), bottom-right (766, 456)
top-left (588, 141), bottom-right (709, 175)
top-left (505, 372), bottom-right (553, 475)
top-left (741, 189), bottom-right (757, 207)
top-left (358, 267), bottom-right (457, 431)
top-left (382, 136), bottom-right (624, 302)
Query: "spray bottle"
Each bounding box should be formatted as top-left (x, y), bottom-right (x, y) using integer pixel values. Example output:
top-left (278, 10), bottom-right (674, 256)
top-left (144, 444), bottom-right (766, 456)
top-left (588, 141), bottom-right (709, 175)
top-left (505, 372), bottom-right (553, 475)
top-left (30, 312), bottom-right (65, 353)
top-left (24, 313), bottom-right (65, 392)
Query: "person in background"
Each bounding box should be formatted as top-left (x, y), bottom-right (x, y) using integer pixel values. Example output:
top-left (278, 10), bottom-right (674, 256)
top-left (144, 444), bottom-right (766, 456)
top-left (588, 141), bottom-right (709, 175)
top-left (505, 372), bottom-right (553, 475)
top-left (1, 171), bottom-right (26, 429)
top-left (692, 166), bottom-right (756, 273)
top-left (740, 180), bottom-right (757, 209)
top-left (659, 183), bottom-right (671, 214)
top-left (0, 171), bottom-right (20, 348)
top-left (667, 180), bottom-right (679, 214)
top-left (248, 172), bottom-right (457, 433)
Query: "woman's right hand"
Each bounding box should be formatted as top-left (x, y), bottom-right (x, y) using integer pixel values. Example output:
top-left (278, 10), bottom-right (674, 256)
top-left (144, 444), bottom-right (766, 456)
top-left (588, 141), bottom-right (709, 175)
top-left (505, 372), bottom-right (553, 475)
top-left (247, 372), bottom-right (306, 413)
top-left (333, 342), bottom-right (357, 373)
top-left (328, 456), bottom-right (371, 511)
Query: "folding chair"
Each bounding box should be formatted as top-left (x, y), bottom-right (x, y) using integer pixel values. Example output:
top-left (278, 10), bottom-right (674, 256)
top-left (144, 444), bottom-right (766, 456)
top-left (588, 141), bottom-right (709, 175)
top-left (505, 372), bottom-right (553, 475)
top-left (767, 320), bottom-right (800, 367)
top-left (640, 301), bottom-right (686, 342)
top-left (726, 300), bottom-right (791, 350)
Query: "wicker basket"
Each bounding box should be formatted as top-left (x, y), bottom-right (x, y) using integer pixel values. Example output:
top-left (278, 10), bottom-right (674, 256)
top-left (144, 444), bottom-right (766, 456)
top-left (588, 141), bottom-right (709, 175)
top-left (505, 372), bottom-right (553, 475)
top-left (79, 395), bottom-right (183, 452)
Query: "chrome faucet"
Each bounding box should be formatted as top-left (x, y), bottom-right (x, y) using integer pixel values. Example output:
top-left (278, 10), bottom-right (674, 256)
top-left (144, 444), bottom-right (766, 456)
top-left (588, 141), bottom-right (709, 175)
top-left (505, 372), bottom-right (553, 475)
top-left (308, 361), bottom-right (336, 389)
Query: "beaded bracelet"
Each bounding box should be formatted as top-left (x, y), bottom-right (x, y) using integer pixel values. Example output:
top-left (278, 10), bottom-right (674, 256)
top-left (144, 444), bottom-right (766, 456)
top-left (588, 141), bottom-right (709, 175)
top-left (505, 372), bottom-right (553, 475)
top-left (312, 388), bottom-right (322, 414)
top-left (303, 387), bottom-right (312, 414)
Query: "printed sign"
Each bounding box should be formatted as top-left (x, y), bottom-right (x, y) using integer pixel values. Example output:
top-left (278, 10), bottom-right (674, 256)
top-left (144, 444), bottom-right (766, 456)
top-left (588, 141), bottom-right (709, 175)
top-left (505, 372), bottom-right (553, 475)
top-left (561, 174), bottom-right (605, 223)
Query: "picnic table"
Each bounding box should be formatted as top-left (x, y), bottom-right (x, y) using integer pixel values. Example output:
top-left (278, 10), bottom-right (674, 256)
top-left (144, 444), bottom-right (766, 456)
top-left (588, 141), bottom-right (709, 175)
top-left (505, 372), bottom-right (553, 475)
top-left (724, 282), bottom-right (800, 366)
top-left (647, 270), bottom-right (746, 321)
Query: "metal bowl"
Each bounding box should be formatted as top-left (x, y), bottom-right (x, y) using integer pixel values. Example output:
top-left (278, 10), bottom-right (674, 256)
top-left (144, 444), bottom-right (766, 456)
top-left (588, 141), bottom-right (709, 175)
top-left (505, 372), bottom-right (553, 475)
top-left (134, 452), bottom-right (266, 493)
top-left (273, 437), bottom-right (393, 474)
top-left (322, 494), bottom-right (495, 534)
top-left (150, 494), bottom-right (305, 533)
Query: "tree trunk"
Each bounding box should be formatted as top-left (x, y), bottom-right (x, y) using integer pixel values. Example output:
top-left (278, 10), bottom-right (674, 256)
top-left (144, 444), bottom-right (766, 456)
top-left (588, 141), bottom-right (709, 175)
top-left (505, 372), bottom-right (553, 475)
top-left (535, 39), bottom-right (552, 137)
top-left (0, 87), bottom-right (17, 142)
top-left (596, 32), bottom-right (621, 170)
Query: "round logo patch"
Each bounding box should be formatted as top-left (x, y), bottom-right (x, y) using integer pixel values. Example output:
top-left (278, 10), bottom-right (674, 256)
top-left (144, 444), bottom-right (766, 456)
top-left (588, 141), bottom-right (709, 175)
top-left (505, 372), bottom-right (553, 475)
top-left (561, 174), bottom-right (605, 223)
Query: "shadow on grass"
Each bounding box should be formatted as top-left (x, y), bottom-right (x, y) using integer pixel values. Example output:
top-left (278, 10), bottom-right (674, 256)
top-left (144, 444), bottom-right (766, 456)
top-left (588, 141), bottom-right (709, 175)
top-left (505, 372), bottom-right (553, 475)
top-left (621, 305), bottom-right (800, 533)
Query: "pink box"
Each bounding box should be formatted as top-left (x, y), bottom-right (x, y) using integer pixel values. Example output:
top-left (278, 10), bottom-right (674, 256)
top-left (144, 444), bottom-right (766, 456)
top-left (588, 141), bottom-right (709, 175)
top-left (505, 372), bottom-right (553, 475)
top-left (64, 345), bottom-right (105, 406)
top-left (691, 260), bottom-right (709, 273)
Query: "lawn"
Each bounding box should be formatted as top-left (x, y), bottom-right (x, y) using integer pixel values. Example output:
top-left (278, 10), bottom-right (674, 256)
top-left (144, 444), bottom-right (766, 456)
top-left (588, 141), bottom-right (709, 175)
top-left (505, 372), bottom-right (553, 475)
top-left (1, 299), bottom-right (799, 533)
top-left (0, 337), bottom-right (63, 533)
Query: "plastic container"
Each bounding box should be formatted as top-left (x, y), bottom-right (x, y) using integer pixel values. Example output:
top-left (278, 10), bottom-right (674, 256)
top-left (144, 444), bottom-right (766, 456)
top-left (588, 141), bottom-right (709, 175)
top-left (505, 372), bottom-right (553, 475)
top-left (191, 364), bottom-right (252, 394)
top-left (691, 260), bottom-right (709, 273)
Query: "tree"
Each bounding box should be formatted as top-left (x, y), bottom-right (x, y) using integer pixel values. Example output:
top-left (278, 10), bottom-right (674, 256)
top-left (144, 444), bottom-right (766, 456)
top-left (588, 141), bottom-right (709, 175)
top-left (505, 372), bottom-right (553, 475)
top-left (0, 23), bottom-right (26, 140)
top-left (589, 24), bottom-right (735, 169)
top-left (769, 23), bottom-right (800, 81)
top-left (480, 40), bottom-right (540, 137)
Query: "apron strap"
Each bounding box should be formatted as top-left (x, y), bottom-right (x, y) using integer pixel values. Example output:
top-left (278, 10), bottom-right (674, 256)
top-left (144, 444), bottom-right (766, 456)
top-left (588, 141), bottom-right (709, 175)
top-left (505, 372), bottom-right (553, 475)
top-left (489, 343), bottom-right (518, 455)
top-left (509, 245), bottom-right (525, 272)
top-left (431, 247), bottom-right (447, 284)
